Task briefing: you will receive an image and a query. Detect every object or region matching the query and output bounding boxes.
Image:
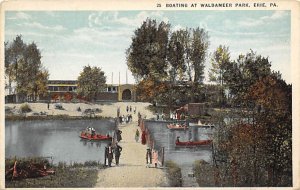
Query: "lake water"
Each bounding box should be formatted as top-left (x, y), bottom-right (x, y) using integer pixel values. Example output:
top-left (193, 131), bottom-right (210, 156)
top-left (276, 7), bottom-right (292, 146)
top-left (5, 119), bottom-right (116, 164)
top-left (144, 120), bottom-right (212, 166)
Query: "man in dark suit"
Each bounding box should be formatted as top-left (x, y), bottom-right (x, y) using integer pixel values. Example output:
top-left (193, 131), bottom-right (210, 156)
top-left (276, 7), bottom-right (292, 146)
top-left (114, 142), bottom-right (123, 166)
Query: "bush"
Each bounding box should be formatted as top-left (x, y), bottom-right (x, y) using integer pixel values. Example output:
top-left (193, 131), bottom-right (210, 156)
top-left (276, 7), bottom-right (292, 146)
top-left (20, 103), bottom-right (32, 113)
top-left (165, 160), bottom-right (182, 187)
top-left (94, 108), bottom-right (101, 113)
top-left (5, 106), bottom-right (14, 114)
top-left (5, 157), bottom-right (51, 180)
top-left (193, 160), bottom-right (214, 187)
top-left (54, 104), bottom-right (64, 110)
top-left (5, 157), bottom-right (103, 188)
top-left (84, 161), bottom-right (100, 167)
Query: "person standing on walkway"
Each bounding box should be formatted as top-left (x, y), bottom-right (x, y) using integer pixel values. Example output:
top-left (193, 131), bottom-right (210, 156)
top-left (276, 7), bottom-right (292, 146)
top-left (146, 148), bottom-right (152, 167)
top-left (134, 106), bottom-right (136, 114)
top-left (114, 142), bottom-right (122, 166)
top-left (152, 150), bottom-right (158, 168)
top-left (130, 105), bottom-right (132, 112)
top-left (106, 143), bottom-right (114, 167)
top-left (126, 106), bottom-right (129, 113)
top-left (116, 129), bottom-right (122, 142)
top-left (135, 129), bottom-right (140, 142)
top-left (117, 107), bottom-right (120, 118)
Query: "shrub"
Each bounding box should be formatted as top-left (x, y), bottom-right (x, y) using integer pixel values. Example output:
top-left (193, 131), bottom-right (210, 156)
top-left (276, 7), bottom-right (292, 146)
top-left (5, 158), bottom-right (100, 188)
top-left (20, 103), bottom-right (32, 113)
top-left (84, 161), bottom-right (100, 167)
top-left (5, 106), bottom-right (14, 114)
top-left (5, 157), bottom-right (51, 180)
top-left (165, 160), bottom-right (182, 187)
top-left (54, 104), bottom-right (64, 110)
top-left (94, 108), bottom-right (101, 113)
top-left (193, 160), bottom-right (214, 187)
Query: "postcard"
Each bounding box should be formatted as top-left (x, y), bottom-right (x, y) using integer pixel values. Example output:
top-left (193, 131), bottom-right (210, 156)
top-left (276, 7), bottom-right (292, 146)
top-left (1, 0), bottom-right (299, 189)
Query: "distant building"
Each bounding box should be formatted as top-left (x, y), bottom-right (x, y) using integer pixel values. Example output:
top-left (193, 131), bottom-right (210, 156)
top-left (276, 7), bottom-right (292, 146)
top-left (5, 74), bottom-right (17, 103)
top-left (45, 80), bottom-right (136, 102)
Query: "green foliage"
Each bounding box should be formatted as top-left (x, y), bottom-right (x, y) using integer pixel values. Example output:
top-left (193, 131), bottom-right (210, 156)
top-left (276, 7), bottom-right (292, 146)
top-left (209, 45), bottom-right (231, 106)
top-left (249, 75), bottom-right (292, 186)
top-left (6, 157), bottom-right (104, 188)
top-left (20, 103), bottom-right (32, 113)
top-left (5, 36), bottom-right (49, 102)
top-left (165, 160), bottom-right (182, 187)
top-left (193, 160), bottom-right (214, 186)
top-left (209, 45), bottom-right (231, 83)
top-left (190, 27), bottom-right (209, 84)
top-left (77, 65), bottom-right (106, 101)
top-left (127, 19), bottom-right (209, 104)
top-left (211, 75), bottom-right (292, 187)
top-left (167, 29), bottom-right (187, 82)
top-left (126, 18), bottom-right (170, 81)
top-left (223, 50), bottom-right (272, 105)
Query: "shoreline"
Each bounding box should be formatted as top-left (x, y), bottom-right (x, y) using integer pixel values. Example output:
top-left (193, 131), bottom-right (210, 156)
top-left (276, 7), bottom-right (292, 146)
top-left (5, 101), bottom-right (156, 121)
top-left (5, 115), bottom-right (114, 121)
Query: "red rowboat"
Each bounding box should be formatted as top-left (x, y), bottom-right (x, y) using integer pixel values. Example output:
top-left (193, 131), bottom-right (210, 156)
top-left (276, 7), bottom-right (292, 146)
top-left (175, 140), bottom-right (212, 147)
top-left (80, 132), bottom-right (112, 141)
top-left (167, 124), bottom-right (188, 130)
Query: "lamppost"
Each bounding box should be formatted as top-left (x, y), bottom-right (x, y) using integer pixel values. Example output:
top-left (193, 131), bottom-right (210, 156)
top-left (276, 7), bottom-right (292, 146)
top-left (47, 90), bottom-right (50, 110)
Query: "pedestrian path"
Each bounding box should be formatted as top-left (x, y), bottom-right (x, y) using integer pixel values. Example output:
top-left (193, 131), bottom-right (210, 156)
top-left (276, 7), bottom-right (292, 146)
top-left (181, 166), bottom-right (199, 187)
top-left (95, 121), bottom-right (169, 187)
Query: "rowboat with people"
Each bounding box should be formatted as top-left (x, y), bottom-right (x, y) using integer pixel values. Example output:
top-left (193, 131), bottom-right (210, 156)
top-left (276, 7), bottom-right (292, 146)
top-left (80, 127), bottom-right (112, 141)
top-left (175, 137), bottom-right (212, 147)
top-left (80, 132), bottom-right (112, 141)
top-left (189, 120), bottom-right (215, 128)
top-left (167, 123), bottom-right (188, 130)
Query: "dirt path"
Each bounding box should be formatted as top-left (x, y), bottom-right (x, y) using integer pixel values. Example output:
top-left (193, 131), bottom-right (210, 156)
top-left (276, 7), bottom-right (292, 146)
top-left (94, 121), bottom-right (169, 187)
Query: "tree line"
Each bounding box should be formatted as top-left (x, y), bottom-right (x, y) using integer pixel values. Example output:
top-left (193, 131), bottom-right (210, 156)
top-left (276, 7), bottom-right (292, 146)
top-left (126, 19), bottom-right (209, 105)
top-left (5, 36), bottom-right (107, 103)
top-left (5, 35), bottom-right (49, 102)
top-left (127, 18), bottom-right (292, 186)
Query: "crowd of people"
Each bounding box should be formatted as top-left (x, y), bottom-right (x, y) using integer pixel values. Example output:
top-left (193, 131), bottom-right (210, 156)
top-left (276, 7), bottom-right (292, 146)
top-left (118, 114), bottom-right (133, 124)
top-left (84, 127), bottom-right (96, 137)
top-left (117, 105), bottom-right (136, 124)
top-left (102, 105), bottom-right (160, 168)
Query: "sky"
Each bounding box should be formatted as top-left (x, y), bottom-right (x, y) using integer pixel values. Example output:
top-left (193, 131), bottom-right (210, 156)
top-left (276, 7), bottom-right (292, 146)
top-left (5, 10), bottom-right (291, 84)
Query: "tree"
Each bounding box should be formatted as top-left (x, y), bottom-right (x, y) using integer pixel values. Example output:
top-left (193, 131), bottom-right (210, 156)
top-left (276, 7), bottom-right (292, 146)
top-left (135, 77), bottom-right (168, 103)
top-left (77, 65), bottom-right (106, 101)
top-left (126, 18), bottom-right (170, 81)
top-left (127, 19), bottom-right (209, 104)
top-left (5, 35), bottom-right (26, 97)
top-left (189, 27), bottom-right (209, 102)
top-left (212, 73), bottom-right (292, 187)
top-left (5, 36), bottom-right (49, 102)
top-left (167, 29), bottom-right (187, 83)
top-left (223, 50), bottom-right (272, 106)
top-left (248, 75), bottom-right (292, 186)
top-left (209, 45), bottom-right (231, 106)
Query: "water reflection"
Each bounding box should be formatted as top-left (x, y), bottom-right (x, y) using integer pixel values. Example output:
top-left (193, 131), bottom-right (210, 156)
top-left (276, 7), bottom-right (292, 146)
top-left (6, 119), bottom-right (116, 164)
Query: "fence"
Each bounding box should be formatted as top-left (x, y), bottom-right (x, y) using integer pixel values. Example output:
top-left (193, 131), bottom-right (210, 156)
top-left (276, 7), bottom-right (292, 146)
top-left (139, 118), bottom-right (165, 167)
